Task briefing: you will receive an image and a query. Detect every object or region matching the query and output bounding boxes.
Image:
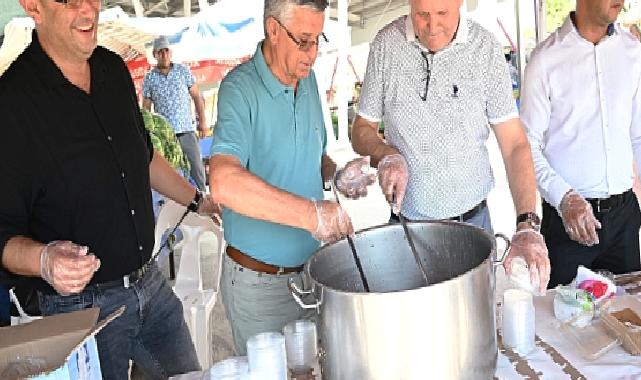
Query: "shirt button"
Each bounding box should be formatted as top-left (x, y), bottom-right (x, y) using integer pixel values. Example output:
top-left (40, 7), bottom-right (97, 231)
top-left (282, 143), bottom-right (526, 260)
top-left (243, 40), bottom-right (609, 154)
top-left (131, 209), bottom-right (135, 215)
top-left (107, 136), bottom-right (113, 141)
top-left (121, 172), bottom-right (125, 178)
top-left (139, 246), bottom-right (143, 251)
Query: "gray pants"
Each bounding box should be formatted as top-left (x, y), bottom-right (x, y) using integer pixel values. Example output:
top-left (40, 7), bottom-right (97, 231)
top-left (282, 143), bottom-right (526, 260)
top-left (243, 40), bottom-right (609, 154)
top-left (220, 254), bottom-right (315, 355)
top-left (177, 132), bottom-right (206, 191)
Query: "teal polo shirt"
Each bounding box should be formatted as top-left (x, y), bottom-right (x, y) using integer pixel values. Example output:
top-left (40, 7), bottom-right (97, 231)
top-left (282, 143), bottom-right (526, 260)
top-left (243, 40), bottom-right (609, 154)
top-left (211, 42), bottom-right (327, 267)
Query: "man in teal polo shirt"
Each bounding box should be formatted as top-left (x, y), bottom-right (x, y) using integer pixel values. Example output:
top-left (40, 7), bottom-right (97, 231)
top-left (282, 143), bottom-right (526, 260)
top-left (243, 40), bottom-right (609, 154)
top-left (209, 0), bottom-right (354, 354)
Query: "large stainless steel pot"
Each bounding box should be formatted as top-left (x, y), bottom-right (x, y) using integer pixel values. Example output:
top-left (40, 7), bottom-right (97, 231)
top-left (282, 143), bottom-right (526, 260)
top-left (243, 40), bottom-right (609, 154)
top-left (289, 221), bottom-right (507, 380)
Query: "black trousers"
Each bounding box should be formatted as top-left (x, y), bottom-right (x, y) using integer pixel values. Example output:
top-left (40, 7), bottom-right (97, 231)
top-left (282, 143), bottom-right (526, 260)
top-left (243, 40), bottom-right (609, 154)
top-left (542, 191), bottom-right (641, 288)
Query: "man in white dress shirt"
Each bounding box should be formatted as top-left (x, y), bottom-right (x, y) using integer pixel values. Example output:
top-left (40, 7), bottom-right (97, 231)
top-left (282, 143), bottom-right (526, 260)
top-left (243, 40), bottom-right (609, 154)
top-left (521, 0), bottom-right (641, 287)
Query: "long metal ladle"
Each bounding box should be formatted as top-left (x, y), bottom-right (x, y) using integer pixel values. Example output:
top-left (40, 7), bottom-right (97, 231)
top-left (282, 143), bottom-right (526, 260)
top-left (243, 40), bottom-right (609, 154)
top-left (392, 195), bottom-right (430, 286)
top-left (332, 186), bottom-right (370, 292)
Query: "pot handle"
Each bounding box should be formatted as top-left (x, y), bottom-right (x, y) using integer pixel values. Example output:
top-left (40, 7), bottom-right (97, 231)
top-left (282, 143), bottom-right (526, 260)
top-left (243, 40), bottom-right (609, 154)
top-left (288, 278), bottom-right (321, 310)
top-left (493, 233), bottom-right (511, 266)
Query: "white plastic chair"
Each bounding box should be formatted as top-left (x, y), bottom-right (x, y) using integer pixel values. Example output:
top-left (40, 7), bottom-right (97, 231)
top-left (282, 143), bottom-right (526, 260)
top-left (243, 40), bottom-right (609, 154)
top-left (9, 288), bottom-right (41, 325)
top-left (154, 198), bottom-right (225, 369)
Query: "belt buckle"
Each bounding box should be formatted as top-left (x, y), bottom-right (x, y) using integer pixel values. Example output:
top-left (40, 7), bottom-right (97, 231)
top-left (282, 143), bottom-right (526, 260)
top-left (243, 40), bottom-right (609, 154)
top-left (123, 265), bottom-right (146, 289)
top-left (595, 199), bottom-right (610, 213)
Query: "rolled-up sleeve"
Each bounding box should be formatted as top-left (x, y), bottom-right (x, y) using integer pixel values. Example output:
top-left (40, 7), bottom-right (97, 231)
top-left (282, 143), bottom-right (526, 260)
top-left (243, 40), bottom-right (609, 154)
top-left (521, 49), bottom-right (571, 209)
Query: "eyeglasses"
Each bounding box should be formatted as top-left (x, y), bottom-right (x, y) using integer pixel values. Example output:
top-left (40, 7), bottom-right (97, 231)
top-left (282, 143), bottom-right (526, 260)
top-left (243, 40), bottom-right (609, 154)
top-left (53, 0), bottom-right (101, 8)
top-left (274, 18), bottom-right (328, 52)
top-left (420, 51), bottom-right (431, 101)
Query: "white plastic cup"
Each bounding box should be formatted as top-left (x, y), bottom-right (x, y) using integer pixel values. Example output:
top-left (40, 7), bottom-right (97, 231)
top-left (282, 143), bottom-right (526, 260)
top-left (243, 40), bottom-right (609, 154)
top-left (246, 332), bottom-right (287, 380)
top-left (283, 320), bottom-right (318, 372)
top-left (209, 356), bottom-right (249, 380)
top-left (502, 289), bottom-right (535, 355)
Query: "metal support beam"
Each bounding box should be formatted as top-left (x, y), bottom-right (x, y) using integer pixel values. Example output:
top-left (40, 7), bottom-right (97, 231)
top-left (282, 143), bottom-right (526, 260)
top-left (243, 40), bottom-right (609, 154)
top-left (131, 0), bottom-right (144, 17)
top-left (184, 0), bottom-right (191, 17)
top-left (336, 0), bottom-right (350, 146)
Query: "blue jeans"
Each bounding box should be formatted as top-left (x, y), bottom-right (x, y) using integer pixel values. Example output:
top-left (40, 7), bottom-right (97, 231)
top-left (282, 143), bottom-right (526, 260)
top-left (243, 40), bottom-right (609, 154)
top-left (38, 264), bottom-right (200, 379)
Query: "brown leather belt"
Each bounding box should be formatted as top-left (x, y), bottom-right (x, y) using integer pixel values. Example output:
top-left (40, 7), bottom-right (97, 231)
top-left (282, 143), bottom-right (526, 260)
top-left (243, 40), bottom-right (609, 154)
top-left (226, 246), bottom-right (303, 275)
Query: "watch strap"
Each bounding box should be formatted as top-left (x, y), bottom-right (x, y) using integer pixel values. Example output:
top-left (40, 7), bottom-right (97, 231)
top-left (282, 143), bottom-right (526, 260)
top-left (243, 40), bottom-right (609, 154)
top-left (187, 190), bottom-right (202, 213)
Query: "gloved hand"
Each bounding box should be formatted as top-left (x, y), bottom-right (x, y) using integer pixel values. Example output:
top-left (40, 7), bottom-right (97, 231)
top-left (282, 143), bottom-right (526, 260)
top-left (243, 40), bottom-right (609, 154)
top-left (311, 200), bottom-right (354, 243)
top-left (335, 156), bottom-right (377, 199)
top-left (559, 189), bottom-right (601, 246)
top-left (503, 229), bottom-right (550, 294)
top-left (40, 241), bottom-right (101, 296)
top-left (377, 154), bottom-right (409, 214)
top-left (198, 193), bottom-right (222, 225)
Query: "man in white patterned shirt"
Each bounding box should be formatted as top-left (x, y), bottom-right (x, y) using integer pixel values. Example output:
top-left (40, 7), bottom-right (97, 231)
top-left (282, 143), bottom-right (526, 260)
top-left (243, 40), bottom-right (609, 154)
top-left (343, 0), bottom-right (550, 291)
top-left (521, 0), bottom-right (641, 287)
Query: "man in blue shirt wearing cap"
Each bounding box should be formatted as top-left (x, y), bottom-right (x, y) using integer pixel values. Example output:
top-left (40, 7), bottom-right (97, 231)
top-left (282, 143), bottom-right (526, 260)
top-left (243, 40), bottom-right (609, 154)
top-left (143, 36), bottom-right (208, 191)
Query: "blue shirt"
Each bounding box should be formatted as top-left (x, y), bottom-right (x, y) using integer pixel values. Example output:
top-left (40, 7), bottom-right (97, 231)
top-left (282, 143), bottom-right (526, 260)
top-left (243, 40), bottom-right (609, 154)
top-left (211, 42), bottom-right (327, 267)
top-left (142, 63), bottom-right (196, 134)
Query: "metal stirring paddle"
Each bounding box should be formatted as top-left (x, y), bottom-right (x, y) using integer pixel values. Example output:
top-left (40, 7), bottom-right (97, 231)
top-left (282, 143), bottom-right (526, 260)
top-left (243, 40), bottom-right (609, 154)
top-left (393, 197), bottom-right (430, 285)
top-left (332, 186), bottom-right (370, 292)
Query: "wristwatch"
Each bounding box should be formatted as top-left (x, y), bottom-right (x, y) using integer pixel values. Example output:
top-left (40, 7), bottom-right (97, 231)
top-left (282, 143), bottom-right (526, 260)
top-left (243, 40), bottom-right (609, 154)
top-left (187, 190), bottom-right (203, 213)
top-left (516, 212), bottom-right (541, 231)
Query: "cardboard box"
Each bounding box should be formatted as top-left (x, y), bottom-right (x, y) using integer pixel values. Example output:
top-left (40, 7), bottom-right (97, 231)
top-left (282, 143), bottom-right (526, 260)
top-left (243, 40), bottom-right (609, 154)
top-left (0, 307), bottom-right (123, 379)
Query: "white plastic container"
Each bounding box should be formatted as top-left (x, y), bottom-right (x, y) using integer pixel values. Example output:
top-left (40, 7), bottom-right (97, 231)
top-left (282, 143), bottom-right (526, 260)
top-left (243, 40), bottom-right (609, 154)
top-left (209, 356), bottom-right (249, 380)
top-left (507, 257), bottom-right (541, 295)
top-left (246, 332), bottom-right (287, 380)
top-left (502, 289), bottom-right (535, 355)
top-left (283, 320), bottom-right (318, 373)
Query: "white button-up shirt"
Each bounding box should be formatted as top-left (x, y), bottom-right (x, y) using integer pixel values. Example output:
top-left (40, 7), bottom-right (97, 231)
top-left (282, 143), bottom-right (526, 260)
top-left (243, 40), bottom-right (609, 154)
top-left (521, 14), bottom-right (641, 209)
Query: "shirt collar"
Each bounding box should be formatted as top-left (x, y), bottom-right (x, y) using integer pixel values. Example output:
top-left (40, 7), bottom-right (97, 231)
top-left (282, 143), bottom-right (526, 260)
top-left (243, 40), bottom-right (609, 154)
top-left (26, 30), bottom-right (68, 88)
top-left (26, 29), bottom-right (106, 91)
top-left (559, 12), bottom-right (617, 42)
top-left (253, 41), bottom-right (292, 98)
top-left (405, 12), bottom-right (468, 51)
top-left (152, 63), bottom-right (174, 75)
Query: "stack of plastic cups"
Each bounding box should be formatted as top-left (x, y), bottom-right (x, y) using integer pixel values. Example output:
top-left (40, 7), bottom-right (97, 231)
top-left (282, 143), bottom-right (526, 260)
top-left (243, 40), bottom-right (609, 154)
top-left (246, 332), bottom-right (287, 380)
top-left (209, 357), bottom-right (249, 380)
top-left (283, 320), bottom-right (318, 375)
top-left (502, 288), bottom-right (535, 355)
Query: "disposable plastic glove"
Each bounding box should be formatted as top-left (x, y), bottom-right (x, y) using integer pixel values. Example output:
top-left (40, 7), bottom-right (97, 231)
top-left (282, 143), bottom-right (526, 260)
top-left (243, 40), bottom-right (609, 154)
top-left (559, 189), bottom-right (601, 246)
top-left (40, 241), bottom-right (101, 296)
top-left (198, 193), bottom-right (222, 225)
top-left (334, 156), bottom-right (377, 199)
top-left (312, 200), bottom-right (354, 243)
top-left (503, 229), bottom-right (550, 295)
top-left (377, 154), bottom-right (409, 214)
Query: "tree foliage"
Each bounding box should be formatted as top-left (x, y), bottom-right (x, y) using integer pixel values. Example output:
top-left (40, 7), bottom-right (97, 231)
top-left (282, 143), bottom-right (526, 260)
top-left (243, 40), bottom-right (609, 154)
top-left (546, 0), bottom-right (575, 32)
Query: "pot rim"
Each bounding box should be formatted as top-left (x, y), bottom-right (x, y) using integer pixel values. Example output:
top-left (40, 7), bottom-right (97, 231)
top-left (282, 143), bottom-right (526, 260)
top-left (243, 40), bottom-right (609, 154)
top-left (304, 219), bottom-right (498, 296)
